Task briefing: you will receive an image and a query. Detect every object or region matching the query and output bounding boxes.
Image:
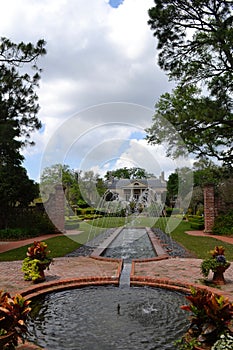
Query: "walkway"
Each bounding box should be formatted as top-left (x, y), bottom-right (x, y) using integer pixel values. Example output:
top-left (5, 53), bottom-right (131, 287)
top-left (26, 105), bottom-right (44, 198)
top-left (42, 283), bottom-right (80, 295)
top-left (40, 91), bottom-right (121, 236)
top-left (186, 230), bottom-right (233, 244)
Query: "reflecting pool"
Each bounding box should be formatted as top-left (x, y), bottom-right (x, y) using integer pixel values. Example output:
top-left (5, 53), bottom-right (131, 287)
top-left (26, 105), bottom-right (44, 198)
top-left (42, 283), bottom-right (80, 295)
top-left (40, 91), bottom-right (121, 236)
top-left (101, 228), bottom-right (157, 261)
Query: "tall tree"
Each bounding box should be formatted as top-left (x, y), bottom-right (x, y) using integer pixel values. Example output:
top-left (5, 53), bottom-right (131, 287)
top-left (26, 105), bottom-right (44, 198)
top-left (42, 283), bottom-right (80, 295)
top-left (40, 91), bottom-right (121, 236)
top-left (0, 38), bottom-right (46, 228)
top-left (146, 1), bottom-right (233, 165)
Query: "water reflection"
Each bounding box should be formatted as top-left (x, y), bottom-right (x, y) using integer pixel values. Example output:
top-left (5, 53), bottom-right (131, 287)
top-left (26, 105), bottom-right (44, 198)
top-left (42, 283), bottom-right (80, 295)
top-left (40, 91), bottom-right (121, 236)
top-left (101, 228), bottom-right (157, 261)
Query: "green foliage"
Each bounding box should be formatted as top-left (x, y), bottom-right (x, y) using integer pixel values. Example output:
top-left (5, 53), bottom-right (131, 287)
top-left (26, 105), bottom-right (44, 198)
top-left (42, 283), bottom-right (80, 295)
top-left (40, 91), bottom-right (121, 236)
top-left (40, 165), bottom-right (107, 209)
top-left (166, 172), bottom-right (178, 206)
top-left (105, 167), bottom-right (154, 180)
top-left (174, 336), bottom-right (200, 350)
top-left (2, 209), bottom-right (57, 237)
top-left (0, 228), bottom-right (38, 240)
top-left (64, 221), bottom-right (80, 230)
top-left (180, 287), bottom-right (233, 347)
top-left (148, 1), bottom-right (233, 83)
top-left (146, 85), bottom-right (233, 165)
top-left (22, 258), bottom-right (42, 281)
top-left (0, 166), bottom-right (39, 229)
top-left (213, 210), bottom-right (233, 235)
top-left (190, 222), bottom-right (204, 230)
top-left (187, 215), bottom-right (204, 230)
top-left (147, 1), bottom-right (233, 164)
top-left (0, 290), bottom-right (31, 348)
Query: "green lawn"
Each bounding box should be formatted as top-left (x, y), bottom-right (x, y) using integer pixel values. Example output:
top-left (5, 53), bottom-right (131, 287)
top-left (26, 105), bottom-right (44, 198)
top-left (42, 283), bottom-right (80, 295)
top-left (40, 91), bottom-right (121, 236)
top-left (0, 216), bottom-right (233, 262)
top-left (153, 218), bottom-right (233, 261)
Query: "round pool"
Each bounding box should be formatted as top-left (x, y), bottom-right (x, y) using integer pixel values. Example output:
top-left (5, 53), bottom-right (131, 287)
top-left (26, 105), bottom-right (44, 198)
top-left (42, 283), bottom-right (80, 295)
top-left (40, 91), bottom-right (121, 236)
top-left (27, 286), bottom-right (188, 350)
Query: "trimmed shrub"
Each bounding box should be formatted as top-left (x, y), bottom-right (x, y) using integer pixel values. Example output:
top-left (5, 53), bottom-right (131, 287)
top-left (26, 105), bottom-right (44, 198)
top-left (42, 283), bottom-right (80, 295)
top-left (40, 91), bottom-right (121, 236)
top-left (190, 222), bottom-right (204, 230)
top-left (187, 215), bottom-right (204, 230)
top-left (0, 209), bottom-right (57, 239)
top-left (212, 210), bottom-right (233, 235)
top-left (64, 221), bottom-right (80, 230)
top-left (0, 228), bottom-right (39, 240)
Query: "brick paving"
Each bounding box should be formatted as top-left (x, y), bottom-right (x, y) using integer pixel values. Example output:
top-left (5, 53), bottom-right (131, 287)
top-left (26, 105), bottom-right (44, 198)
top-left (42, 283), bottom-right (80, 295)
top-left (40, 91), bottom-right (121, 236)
top-left (0, 256), bottom-right (122, 298)
top-left (131, 257), bottom-right (233, 301)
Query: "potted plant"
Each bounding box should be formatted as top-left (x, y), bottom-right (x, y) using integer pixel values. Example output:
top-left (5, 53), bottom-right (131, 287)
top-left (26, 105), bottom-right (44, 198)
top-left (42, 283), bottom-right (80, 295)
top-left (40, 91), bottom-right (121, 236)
top-left (22, 241), bottom-right (53, 283)
top-left (175, 287), bottom-right (233, 350)
top-left (0, 290), bottom-right (31, 349)
top-left (201, 246), bottom-right (230, 285)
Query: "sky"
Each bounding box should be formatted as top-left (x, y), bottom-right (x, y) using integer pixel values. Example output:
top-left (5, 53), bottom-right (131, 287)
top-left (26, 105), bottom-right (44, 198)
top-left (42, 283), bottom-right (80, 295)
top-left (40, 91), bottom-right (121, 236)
top-left (0, 0), bottom-right (193, 182)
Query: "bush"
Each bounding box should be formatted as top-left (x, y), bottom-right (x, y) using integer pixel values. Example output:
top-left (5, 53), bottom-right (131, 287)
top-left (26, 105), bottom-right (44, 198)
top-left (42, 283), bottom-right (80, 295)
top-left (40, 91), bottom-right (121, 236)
top-left (187, 215), bottom-right (204, 229)
top-left (0, 209), bottom-right (57, 239)
top-left (64, 221), bottom-right (80, 230)
top-left (212, 210), bottom-right (233, 235)
top-left (165, 208), bottom-right (173, 216)
top-left (0, 228), bottom-right (38, 240)
top-left (190, 222), bottom-right (204, 230)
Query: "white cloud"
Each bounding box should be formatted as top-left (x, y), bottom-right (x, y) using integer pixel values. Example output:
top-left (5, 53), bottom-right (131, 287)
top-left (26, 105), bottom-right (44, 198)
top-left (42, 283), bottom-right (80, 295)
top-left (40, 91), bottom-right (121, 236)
top-left (0, 0), bottom-right (173, 180)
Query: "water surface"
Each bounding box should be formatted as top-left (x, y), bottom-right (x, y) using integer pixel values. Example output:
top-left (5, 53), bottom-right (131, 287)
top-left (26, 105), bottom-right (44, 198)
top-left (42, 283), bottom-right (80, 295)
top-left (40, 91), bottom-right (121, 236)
top-left (101, 228), bottom-right (157, 261)
top-left (28, 286), bottom-right (188, 350)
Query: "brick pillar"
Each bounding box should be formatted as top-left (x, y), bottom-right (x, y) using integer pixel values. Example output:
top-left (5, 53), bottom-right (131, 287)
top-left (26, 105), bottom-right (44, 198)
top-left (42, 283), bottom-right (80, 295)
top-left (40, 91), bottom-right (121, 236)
top-left (204, 184), bottom-right (215, 233)
top-left (54, 184), bottom-right (65, 232)
top-left (44, 184), bottom-right (65, 233)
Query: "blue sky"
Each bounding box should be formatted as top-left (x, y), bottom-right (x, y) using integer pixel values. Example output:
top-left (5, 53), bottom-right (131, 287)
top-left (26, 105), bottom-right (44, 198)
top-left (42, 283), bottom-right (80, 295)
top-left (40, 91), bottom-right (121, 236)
top-left (0, 0), bottom-right (190, 182)
top-left (109, 0), bottom-right (124, 8)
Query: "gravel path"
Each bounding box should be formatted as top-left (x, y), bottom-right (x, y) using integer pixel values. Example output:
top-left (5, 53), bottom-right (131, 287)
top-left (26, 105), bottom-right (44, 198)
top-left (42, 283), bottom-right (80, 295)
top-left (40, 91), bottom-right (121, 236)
top-left (152, 228), bottom-right (194, 258)
top-left (66, 228), bottom-right (116, 257)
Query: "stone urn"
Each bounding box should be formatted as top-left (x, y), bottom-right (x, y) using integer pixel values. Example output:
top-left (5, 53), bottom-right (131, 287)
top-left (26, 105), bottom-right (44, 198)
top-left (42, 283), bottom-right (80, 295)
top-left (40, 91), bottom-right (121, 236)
top-left (212, 264), bottom-right (230, 285)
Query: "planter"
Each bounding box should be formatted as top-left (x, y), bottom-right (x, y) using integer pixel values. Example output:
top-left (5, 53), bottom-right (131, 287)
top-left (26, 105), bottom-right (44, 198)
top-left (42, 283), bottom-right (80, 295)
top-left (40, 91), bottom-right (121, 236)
top-left (212, 264), bottom-right (230, 285)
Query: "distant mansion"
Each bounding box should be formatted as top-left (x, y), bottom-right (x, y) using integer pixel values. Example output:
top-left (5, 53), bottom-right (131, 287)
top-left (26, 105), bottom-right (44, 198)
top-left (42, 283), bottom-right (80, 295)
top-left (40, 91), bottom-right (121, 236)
top-left (106, 172), bottom-right (167, 203)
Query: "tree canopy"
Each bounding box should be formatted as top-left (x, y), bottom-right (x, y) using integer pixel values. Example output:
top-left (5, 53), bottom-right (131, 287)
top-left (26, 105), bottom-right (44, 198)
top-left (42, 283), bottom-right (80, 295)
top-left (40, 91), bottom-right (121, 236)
top-left (146, 0), bottom-right (233, 165)
top-left (40, 164), bottom-right (107, 208)
top-left (105, 167), bottom-right (154, 180)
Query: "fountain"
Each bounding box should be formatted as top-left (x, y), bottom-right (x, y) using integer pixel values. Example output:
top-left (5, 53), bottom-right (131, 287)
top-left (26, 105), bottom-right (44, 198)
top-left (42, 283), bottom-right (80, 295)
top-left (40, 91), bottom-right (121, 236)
top-left (27, 185), bottom-right (190, 349)
top-left (27, 286), bottom-right (188, 350)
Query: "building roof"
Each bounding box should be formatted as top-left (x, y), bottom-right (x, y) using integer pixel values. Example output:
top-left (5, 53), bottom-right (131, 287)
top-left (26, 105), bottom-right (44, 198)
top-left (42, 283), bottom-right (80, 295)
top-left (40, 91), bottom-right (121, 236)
top-left (107, 177), bottom-right (167, 190)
